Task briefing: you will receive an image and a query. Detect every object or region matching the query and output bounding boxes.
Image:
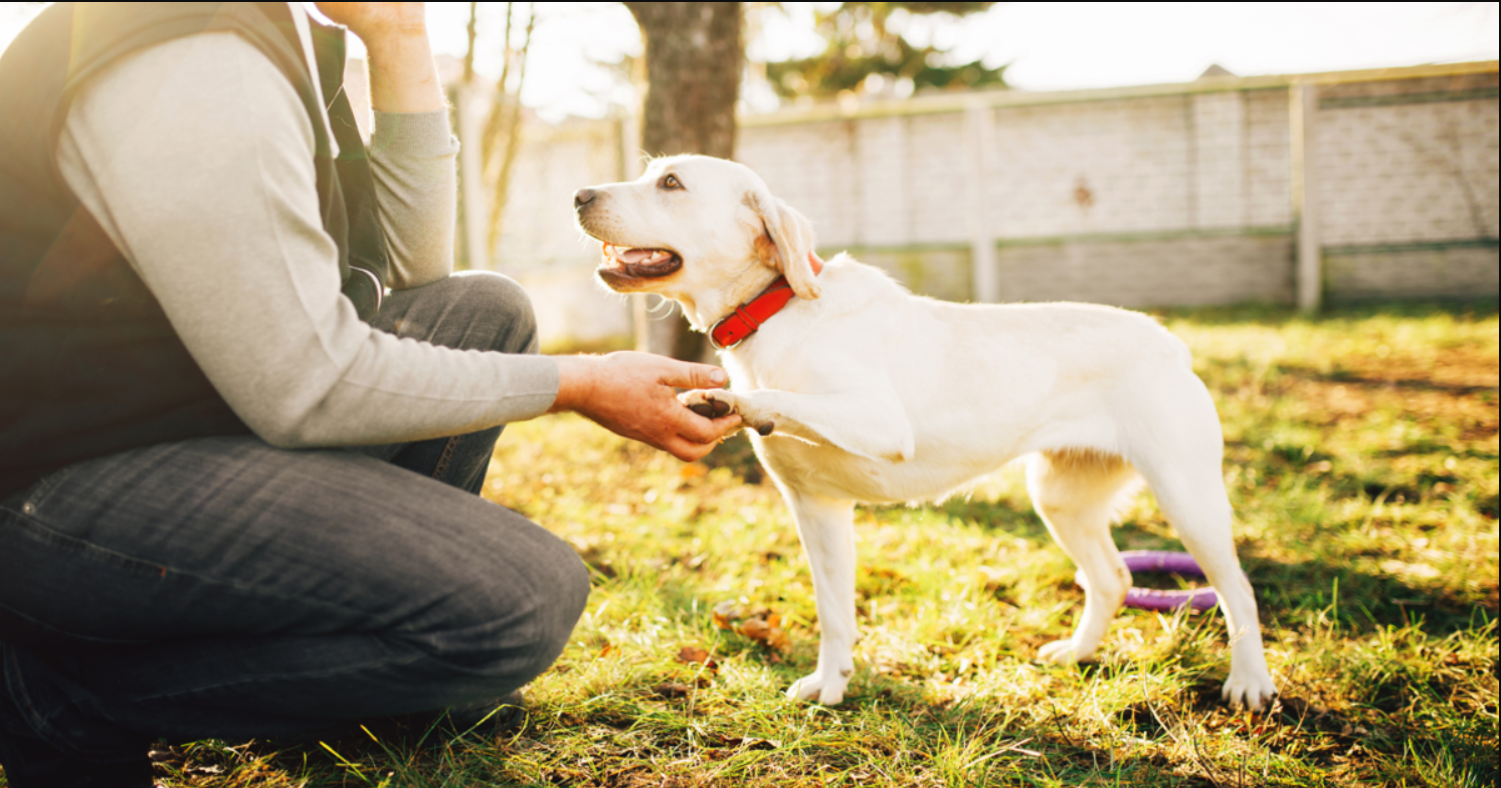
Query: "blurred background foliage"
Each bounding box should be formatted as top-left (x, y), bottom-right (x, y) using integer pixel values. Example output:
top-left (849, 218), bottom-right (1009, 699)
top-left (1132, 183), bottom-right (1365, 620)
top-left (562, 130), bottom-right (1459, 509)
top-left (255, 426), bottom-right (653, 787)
top-left (765, 2), bottom-right (1009, 100)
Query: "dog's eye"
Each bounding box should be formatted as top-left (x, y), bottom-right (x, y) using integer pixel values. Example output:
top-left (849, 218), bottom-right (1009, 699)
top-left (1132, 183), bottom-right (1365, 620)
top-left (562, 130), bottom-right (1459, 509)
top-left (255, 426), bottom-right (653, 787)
top-left (660, 173), bottom-right (683, 191)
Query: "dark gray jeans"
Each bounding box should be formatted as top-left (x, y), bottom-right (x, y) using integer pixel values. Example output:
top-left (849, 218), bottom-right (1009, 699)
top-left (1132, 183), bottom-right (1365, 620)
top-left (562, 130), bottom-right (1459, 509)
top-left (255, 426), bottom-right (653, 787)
top-left (0, 273), bottom-right (589, 776)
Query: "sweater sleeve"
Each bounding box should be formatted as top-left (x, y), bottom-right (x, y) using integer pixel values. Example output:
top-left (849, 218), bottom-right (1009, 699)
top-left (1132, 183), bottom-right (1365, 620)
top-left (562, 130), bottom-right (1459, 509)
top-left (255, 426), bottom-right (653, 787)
top-left (366, 108), bottom-right (460, 290)
top-left (55, 31), bottom-right (560, 449)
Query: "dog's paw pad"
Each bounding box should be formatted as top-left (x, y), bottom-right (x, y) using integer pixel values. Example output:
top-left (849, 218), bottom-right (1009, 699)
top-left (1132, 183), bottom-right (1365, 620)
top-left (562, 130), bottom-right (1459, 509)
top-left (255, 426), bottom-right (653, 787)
top-left (680, 390), bottom-right (734, 419)
top-left (756, 421), bottom-right (776, 437)
top-left (688, 399), bottom-right (731, 419)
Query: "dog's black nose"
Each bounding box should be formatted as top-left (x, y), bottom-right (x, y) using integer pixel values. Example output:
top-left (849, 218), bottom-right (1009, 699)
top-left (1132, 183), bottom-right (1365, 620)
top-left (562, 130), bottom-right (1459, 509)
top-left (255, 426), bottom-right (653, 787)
top-left (574, 188), bottom-right (598, 209)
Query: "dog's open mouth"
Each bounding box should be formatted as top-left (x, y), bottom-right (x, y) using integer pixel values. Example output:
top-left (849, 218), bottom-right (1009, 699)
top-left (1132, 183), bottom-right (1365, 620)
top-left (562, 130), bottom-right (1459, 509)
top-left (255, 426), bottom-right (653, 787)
top-left (599, 243), bottom-right (683, 279)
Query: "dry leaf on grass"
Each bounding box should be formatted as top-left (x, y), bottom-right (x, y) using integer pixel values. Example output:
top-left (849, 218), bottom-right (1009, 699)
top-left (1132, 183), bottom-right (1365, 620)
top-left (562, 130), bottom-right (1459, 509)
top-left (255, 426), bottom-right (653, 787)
top-left (654, 682), bottom-right (694, 698)
top-left (712, 601), bottom-right (791, 653)
top-left (675, 646), bottom-right (718, 671)
top-left (711, 600), bottom-right (741, 630)
top-left (709, 734), bottom-right (781, 750)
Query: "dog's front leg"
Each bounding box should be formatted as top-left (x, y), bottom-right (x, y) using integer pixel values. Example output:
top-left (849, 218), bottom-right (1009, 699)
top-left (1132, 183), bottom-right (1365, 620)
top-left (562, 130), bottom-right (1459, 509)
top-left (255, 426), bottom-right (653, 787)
top-left (783, 489), bottom-right (859, 705)
top-left (682, 387), bottom-right (914, 464)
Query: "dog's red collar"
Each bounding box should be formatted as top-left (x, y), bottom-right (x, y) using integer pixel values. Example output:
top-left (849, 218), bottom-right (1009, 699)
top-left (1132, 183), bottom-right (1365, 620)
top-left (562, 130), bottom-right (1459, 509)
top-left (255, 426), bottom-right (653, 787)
top-left (709, 276), bottom-right (794, 350)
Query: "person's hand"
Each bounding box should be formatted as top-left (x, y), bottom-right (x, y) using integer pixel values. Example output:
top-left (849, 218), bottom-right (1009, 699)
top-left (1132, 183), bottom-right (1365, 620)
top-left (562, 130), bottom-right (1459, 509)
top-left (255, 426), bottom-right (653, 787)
top-left (550, 352), bottom-right (743, 462)
top-left (314, 3), bottom-right (443, 113)
top-left (809, 250), bottom-right (825, 275)
top-left (313, 3), bottom-right (426, 42)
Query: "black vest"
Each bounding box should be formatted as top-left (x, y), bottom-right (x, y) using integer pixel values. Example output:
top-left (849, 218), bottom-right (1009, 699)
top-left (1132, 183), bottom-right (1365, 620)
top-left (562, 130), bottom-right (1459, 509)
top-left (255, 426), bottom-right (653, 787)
top-left (0, 2), bottom-right (390, 498)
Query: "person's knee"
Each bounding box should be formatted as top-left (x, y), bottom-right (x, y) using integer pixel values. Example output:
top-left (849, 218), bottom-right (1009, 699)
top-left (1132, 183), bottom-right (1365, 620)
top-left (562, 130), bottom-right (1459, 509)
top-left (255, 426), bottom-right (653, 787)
top-left (405, 523), bottom-right (589, 689)
top-left (383, 271), bottom-right (540, 355)
top-left (517, 532), bottom-right (591, 672)
top-left (453, 271), bottom-right (539, 355)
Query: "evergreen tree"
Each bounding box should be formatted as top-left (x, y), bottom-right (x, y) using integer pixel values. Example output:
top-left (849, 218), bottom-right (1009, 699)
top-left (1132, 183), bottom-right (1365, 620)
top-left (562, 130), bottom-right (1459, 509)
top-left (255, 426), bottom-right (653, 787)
top-left (765, 2), bottom-right (1006, 99)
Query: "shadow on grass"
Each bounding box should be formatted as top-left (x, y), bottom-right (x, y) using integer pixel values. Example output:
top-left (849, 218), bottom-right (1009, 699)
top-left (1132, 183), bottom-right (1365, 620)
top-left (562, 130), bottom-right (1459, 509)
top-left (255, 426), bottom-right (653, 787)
top-left (698, 432), bottom-right (766, 484)
top-left (1248, 552), bottom-right (1497, 635)
top-left (1300, 364), bottom-right (1500, 396)
top-left (1152, 298), bottom-right (1499, 327)
top-left (931, 496), bottom-right (1053, 543)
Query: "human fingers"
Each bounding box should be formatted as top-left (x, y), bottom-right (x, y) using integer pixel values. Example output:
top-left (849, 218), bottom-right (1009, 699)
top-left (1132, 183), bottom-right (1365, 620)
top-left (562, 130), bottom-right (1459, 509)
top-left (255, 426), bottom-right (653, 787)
top-left (663, 438), bottom-right (714, 463)
top-left (808, 249), bottom-right (825, 274)
top-left (656, 358), bottom-right (729, 391)
top-left (674, 402), bottom-right (742, 445)
top-left (703, 413), bottom-right (744, 441)
top-left (664, 414), bottom-right (742, 461)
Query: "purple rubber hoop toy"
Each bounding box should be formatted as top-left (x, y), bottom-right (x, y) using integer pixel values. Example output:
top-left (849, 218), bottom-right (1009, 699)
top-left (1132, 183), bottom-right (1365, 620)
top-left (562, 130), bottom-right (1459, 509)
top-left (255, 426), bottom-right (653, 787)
top-left (1074, 551), bottom-right (1240, 612)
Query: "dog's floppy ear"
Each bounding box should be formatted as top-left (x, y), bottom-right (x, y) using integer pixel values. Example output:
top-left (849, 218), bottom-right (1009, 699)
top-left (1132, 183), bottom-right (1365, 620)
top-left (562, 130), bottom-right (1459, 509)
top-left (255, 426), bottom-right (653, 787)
top-left (746, 190), bottom-right (821, 300)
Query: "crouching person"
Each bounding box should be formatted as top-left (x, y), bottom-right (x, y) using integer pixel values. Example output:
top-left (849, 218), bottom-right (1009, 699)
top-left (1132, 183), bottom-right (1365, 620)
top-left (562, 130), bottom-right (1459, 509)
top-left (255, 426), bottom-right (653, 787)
top-left (0, 3), bottom-right (740, 785)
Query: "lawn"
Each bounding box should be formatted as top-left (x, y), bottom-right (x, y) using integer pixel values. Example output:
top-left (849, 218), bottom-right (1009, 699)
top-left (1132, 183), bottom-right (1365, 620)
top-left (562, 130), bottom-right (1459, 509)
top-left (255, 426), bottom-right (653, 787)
top-left (31, 301), bottom-right (1501, 787)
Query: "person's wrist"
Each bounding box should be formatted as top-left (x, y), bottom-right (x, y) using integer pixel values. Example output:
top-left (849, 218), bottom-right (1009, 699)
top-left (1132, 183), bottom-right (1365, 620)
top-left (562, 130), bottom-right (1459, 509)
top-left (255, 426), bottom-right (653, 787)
top-left (362, 32), bottom-right (444, 113)
top-left (550, 356), bottom-right (599, 414)
top-left (362, 29), bottom-right (431, 64)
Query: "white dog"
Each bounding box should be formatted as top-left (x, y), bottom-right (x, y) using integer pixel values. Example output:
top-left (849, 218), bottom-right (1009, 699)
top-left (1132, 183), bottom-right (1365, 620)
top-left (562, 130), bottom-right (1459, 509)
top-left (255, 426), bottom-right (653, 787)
top-left (573, 155), bottom-right (1277, 710)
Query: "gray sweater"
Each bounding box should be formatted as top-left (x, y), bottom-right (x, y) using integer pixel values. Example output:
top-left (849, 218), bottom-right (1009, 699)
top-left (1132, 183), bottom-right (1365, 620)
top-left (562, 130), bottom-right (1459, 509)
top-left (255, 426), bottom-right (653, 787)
top-left (55, 30), bottom-right (560, 449)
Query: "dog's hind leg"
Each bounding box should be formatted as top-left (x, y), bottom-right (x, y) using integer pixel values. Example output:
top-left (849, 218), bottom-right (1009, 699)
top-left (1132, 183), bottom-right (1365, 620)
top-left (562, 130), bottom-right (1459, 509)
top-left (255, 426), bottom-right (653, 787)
top-left (1132, 450), bottom-right (1277, 710)
top-left (1123, 374), bottom-right (1277, 709)
top-left (782, 489), bottom-right (860, 705)
top-left (1028, 449), bottom-right (1140, 665)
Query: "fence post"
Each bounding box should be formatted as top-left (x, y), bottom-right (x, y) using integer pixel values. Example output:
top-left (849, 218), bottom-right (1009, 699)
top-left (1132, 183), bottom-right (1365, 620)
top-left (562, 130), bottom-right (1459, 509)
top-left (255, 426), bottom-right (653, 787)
top-left (1290, 81), bottom-right (1321, 313)
top-left (965, 102), bottom-right (998, 303)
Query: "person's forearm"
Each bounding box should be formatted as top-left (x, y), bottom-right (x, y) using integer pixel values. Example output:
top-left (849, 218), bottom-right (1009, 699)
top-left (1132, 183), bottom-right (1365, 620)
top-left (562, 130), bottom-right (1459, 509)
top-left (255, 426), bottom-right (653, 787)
top-left (316, 3), bottom-right (445, 113)
top-left (314, 5), bottom-right (455, 288)
top-left (368, 110), bottom-right (459, 289)
top-left (365, 28), bottom-right (444, 113)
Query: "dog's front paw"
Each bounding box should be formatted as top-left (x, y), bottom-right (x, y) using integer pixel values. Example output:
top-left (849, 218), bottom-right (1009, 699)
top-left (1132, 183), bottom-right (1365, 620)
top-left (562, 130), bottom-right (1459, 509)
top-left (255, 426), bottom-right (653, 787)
top-left (680, 388), bottom-right (735, 419)
top-left (680, 389), bottom-right (777, 436)
top-left (786, 671), bottom-right (849, 705)
top-left (1037, 638), bottom-right (1095, 665)
top-left (1222, 667), bottom-right (1278, 711)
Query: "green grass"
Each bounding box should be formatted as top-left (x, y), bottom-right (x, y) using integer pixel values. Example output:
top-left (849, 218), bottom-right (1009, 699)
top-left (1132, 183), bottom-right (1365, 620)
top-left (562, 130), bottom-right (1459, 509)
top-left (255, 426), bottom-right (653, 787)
top-left (16, 301), bottom-right (1500, 787)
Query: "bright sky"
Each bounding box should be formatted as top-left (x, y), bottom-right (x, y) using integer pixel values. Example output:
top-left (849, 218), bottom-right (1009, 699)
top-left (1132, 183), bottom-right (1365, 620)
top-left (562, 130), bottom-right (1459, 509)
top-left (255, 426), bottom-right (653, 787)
top-left (3, 1), bottom-right (1497, 121)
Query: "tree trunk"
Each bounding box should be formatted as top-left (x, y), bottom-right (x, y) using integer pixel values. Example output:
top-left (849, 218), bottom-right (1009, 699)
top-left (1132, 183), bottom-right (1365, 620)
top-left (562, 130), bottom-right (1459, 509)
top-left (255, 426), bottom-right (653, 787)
top-left (485, 3), bottom-right (535, 254)
top-left (623, 2), bottom-right (742, 361)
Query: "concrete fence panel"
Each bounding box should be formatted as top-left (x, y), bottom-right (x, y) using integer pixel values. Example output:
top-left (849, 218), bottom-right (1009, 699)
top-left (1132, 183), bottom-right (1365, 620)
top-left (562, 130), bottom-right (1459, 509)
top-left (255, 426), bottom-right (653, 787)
top-left (471, 62), bottom-right (1498, 346)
